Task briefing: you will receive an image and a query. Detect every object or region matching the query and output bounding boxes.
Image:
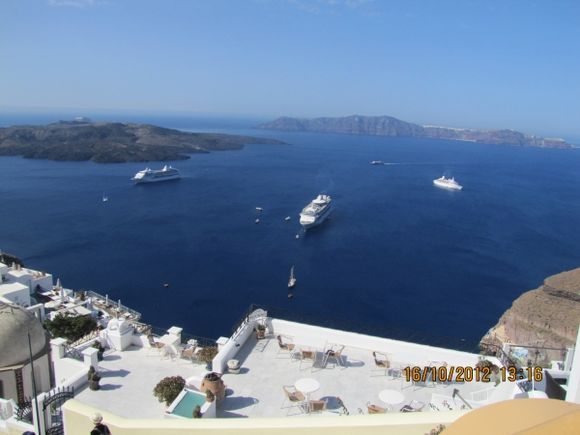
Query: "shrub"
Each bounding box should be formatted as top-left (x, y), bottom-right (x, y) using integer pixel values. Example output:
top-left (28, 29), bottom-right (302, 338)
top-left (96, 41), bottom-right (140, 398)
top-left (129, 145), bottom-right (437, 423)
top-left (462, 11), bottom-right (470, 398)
top-left (475, 358), bottom-right (496, 370)
top-left (153, 376), bottom-right (185, 406)
top-left (44, 313), bottom-right (97, 342)
top-left (197, 346), bottom-right (218, 364)
top-left (192, 405), bottom-right (202, 418)
top-left (426, 424), bottom-right (446, 435)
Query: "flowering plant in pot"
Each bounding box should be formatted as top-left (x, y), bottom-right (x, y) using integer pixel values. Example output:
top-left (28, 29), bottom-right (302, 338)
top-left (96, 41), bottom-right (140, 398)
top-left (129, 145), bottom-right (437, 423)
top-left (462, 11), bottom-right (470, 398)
top-left (255, 323), bottom-right (266, 340)
top-left (201, 372), bottom-right (225, 401)
top-left (87, 366), bottom-right (101, 391)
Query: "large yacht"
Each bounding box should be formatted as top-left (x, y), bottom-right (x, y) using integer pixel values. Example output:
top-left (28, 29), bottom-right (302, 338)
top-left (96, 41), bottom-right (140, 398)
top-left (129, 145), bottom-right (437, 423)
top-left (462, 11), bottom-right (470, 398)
top-left (299, 194), bottom-right (332, 228)
top-left (433, 175), bottom-right (462, 191)
top-left (132, 165), bottom-right (181, 183)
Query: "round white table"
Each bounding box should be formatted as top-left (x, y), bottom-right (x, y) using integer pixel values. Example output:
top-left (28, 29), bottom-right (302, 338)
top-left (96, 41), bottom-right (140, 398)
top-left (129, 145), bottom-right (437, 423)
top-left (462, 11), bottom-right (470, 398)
top-left (295, 378), bottom-right (320, 413)
top-left (295, 378), bottom-right (320, 395)
top-left (379, 389), bottom-right (404, 409)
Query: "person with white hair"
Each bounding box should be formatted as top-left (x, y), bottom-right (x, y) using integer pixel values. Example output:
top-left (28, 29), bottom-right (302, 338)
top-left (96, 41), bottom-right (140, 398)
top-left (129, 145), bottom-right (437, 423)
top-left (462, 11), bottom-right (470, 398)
top-left (90, 413), bottom-right (111, 435)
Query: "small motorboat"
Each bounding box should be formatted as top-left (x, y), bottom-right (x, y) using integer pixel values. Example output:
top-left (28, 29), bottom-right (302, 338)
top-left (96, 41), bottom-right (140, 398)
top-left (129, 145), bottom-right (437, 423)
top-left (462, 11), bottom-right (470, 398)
top-left (255, 218), bottom-right (260, 224)
top-left (255, 207), bottom-right (263, 212)
top-left (163, 283), bottom-right (169, 288)
top-left (102, 193), bottom-right (109, 202)
top-left (288, 266), bottom-right (296, 288)
top-left (284, 216), bottom-right (291, 221)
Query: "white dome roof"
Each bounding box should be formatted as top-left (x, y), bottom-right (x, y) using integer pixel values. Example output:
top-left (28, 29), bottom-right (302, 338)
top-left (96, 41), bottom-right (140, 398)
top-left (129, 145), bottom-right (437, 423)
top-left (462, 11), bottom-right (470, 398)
top-left (0, 302), bottom-right (49, 368)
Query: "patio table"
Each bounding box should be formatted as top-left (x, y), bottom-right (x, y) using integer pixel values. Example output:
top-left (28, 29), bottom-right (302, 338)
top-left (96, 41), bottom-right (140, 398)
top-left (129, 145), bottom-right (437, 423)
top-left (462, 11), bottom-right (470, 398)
top-left (379, 389), bottom-right (404, 410)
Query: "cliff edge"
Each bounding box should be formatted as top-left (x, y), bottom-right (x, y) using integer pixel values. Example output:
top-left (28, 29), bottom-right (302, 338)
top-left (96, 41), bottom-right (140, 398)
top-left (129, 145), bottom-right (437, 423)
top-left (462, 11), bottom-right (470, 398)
top-left (481, 268), bottom-right (580, 350)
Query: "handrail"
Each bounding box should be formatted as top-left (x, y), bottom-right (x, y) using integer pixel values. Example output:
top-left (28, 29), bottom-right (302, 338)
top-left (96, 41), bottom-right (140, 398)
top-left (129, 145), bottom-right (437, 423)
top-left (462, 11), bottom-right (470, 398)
top-left (452, 388), bottom-right (473, 409)
top-left (479, 341), bottom-right (519, 369)
top-left (85, 290), bottom-right (142, 320)
top-left (63, 344), bottom-right (83, 361)
top-left (68, 329), bottom-right (100, 348)
top-left (230, 303), bottom-right (268, 337)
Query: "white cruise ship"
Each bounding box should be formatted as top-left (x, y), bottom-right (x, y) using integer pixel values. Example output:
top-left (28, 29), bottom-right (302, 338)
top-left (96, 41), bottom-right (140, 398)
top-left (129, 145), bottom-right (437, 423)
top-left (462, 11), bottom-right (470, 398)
top-left (299, 194), bottom-right (332, 228)
top-left (433, 175), bottom-right (462, 191)
top-left (132, 165), bottom-right (181, 183)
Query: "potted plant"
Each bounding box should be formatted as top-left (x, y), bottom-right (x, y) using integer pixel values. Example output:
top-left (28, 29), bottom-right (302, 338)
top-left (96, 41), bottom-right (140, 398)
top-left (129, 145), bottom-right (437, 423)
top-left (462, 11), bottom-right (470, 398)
top-left (87, 366), bottom-right (101, 391)
top-left (205, 389), bottom-right (215, 403)
top-left (200, 372), bottom-right (225, 402)
top-left (153, 376), bottom-right (185, 406)
top-left (475, 358), bottom-right (494, 370)
top-left (197, 346), bottom-right (218, 371)
top-left (192, 405), bottom-right (203, 418)
top-left (92, 341), bottom-right (105, 361)
top-left (255, 323), bottom-right (266, 340)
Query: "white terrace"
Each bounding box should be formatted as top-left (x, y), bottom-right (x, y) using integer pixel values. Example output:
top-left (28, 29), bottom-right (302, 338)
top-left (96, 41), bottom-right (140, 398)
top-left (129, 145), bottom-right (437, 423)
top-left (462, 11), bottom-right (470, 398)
top-left (53, 314), bottom-right (518, 420)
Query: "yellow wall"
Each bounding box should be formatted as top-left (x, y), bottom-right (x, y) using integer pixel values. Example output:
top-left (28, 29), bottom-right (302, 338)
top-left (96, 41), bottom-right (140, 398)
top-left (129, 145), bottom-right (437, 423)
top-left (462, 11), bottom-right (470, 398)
top-left (63, 399), bottom-right (461, 435)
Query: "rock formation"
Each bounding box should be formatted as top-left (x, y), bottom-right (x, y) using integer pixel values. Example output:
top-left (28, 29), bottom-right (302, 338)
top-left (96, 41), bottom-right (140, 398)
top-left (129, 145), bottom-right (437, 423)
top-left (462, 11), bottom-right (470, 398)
top-left (481, 267), bottom-right (580, 351)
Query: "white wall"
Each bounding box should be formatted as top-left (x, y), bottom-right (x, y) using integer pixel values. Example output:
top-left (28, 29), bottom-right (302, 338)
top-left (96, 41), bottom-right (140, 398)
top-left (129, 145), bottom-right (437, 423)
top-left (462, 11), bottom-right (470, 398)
top-left (31, 274), bottom-right (53, 293)
top-left (0, 263), bottom-right (8, 281)
top-left (565, 325), bottom-right (580, 404)
top-left (0, 283), bottom-right (30, 306)
top-left (212, 320), bottom-right (256, 374)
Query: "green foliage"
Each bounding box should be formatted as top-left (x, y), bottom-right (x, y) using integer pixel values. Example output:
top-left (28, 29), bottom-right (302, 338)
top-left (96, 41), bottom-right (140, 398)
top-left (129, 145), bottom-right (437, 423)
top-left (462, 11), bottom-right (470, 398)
top-left (44, 313), bottom-right (97, 342)
top-left (426, 424), bottom-right (446, 435)
top-left (197, 346), bottom-right (218, 364)
top-left (475, 358), bottom-right (495, 370)
top-left (153, 376), bottom-right (185, 406)
top-left (192, 405), bottom-right (202, 418)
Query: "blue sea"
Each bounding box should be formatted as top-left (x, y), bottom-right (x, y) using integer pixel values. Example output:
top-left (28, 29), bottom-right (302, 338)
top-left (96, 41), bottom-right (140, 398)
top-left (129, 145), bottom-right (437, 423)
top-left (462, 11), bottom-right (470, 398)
top-left (2, 114), bottom-right (580, 350)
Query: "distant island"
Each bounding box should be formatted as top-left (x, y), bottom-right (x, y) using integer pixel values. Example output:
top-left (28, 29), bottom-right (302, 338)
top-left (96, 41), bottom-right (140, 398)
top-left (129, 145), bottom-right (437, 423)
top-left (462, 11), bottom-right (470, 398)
top-left (0, 120), bottom-right (284, 163)
top-left (258, 115), bottom-right (573, 149)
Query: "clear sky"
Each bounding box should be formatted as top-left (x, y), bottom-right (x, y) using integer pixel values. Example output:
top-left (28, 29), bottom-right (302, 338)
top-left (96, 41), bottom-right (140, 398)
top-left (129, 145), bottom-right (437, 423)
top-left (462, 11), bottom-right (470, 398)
top-left (1, 0), bottom-right (579, 136)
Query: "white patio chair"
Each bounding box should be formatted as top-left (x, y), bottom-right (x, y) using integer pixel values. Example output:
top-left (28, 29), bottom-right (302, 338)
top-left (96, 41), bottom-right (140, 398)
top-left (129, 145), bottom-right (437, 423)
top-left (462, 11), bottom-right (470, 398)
top-left (322, 344), bottom-right (345, 368)
top-left (281, 385), bottom-right (306, 415)
top-left (371, 351), bottom-right (390, 376)
top-left (146, 334), bottom-right (165, 356)
top-left (400, 400), bottom-right (425, 412)
top-left (276, 335), bottom-right (298, 359)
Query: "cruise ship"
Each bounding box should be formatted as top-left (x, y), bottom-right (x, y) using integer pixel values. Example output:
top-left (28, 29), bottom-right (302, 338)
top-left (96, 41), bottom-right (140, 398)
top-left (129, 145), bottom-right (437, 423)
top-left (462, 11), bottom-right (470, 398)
top-left (299, 194), bottom-right (332, 228)
top-left (433, 175), bottom-right (462, 191)
top-left (132, 165), bottom-right (180, 183)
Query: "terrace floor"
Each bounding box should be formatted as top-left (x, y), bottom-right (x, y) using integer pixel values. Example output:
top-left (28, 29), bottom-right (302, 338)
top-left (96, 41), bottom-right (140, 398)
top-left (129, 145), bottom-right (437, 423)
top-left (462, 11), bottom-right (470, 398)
top-left (73, 333), bottom-right (493, 419)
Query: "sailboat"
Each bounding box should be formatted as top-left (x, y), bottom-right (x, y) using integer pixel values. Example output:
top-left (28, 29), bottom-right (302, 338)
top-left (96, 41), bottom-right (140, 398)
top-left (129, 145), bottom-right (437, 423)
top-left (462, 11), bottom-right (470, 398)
top-left (288, 265), bottom-right (296, 288)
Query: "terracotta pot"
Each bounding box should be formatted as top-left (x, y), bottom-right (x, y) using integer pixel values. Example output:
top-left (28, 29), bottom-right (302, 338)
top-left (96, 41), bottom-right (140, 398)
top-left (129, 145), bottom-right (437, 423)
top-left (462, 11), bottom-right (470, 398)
top-left (200, 372), bottom-right (225, 401)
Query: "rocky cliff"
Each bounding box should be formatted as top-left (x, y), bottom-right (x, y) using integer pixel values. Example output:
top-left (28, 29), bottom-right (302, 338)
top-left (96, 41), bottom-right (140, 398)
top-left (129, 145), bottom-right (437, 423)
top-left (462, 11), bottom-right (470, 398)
top-left (258, 115), bottom-right (573, 149)
top-left (0, 121), bottom-right (284, 163)
top-left (481, 268), bottom-right (580, 350)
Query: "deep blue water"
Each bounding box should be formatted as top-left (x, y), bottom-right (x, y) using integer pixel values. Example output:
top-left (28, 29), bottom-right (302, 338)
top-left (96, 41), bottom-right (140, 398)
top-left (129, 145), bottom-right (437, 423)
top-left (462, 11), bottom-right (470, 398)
top-left (2, 115), bottom-right (580, 349)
